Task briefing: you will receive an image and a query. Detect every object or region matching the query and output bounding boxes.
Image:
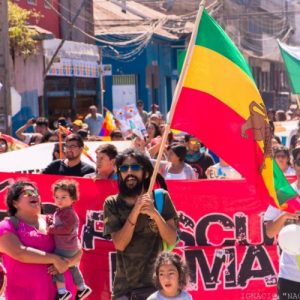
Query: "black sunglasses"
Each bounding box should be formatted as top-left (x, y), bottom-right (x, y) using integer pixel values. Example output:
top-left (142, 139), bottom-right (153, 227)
top-left (119, 164), bottom-right (142, 173)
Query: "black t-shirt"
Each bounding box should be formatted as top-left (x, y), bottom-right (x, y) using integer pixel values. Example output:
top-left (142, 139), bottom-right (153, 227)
top-left (185, 153), bottom-right (214, 179)
top-left (42, 159), bottom-right (95, 177)
top-left (103, 191), bottom-right (178, 299)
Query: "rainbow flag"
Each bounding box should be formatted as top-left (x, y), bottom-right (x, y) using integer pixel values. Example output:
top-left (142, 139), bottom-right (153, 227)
top-left (98, 110), bottom-right (116, 141)
top-left (171, 9), bottom-right (296, 208)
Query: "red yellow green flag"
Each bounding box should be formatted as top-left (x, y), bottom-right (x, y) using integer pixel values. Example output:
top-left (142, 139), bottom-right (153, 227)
top-left (171, 9), bottom-right (296, 207)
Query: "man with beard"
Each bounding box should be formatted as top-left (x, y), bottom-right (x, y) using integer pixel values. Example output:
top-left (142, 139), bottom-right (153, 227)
top-left (43, 134), bottom-right (95, 176)
top-left (103, 148), bottom-right (178, 300)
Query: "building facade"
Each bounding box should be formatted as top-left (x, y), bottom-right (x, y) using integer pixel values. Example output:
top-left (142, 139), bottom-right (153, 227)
top-left (12, 0), bottom-right (60, 37)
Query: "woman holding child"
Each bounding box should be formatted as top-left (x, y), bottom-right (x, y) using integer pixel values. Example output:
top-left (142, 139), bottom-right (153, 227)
top-left (0, 180), bottom-right (81, 300)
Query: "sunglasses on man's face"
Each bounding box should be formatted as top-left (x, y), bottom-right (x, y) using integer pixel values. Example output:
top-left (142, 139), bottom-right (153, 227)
top-left (20, 189), bottom-right (39, 198)
top-left (119, 164), bottom-right (142, 173)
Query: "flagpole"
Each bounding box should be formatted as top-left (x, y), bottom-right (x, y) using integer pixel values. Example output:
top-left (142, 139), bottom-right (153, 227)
top-left (147, 0), bottom-right (207, 194)
top-left (58, 126), bottom-right (63, 159)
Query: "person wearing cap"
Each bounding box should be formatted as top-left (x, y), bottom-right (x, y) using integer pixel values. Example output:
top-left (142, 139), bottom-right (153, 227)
top-left (72, 120), bottom-right (83, 134)
top-left (84, 105), bottom-right (103, 136)
top-left (159, 143), bottom-right (197, 180)
top-left (149, 114), bottom-right (162, 127)
top-left (273, 145), bottom-right (295, 176)
top-left (264, 146), bottom-right (300, 299)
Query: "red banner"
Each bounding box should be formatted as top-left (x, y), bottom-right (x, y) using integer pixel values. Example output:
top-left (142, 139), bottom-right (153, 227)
top-left (0, 173), bottom-right (280, 300)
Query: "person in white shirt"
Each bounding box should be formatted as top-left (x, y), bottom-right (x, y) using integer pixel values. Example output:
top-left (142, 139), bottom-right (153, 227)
top-left (291, 147), bottom-right (300, 193)
top-left (273, 145), bottom-right (295, 176)
top-left (160, 143), bottom-right (197, 180)
top-left (264, 145), bottom-right (300, 299)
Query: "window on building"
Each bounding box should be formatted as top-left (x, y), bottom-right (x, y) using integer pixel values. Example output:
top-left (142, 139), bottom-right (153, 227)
top-left (44, 0), bottom-right (52, 9)
top-left (27, 0), bottom-right (37, 5)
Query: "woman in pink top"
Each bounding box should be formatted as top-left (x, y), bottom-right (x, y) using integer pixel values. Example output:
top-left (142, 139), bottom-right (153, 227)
top-left (0, 180), bottom-right (80, 300)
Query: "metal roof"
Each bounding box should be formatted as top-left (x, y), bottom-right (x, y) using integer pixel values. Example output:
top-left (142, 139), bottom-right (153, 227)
top-left (93, 0), bottom-right (192, 40)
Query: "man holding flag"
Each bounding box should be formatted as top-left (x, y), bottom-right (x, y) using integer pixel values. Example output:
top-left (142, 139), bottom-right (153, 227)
top-left (148, 1), bottom-right (298, 299)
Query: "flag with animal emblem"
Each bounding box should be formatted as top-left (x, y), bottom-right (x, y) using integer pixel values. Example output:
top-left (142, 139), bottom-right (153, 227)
top-left (171, 9), bottom-right (297, 208)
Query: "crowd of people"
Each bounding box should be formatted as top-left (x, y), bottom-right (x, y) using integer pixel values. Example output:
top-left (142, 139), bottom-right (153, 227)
top-left (1, 102), bottom-right (300, 299)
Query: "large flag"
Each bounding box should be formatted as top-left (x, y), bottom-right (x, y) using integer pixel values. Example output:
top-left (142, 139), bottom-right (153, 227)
top-left (278, 40), bottom-right (300, 94)
top-left (171, 9), bottom-right (296, 207)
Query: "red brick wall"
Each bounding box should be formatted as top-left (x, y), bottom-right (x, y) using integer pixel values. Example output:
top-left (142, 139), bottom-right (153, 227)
top-left (12, 0), bottom-right (60, 38)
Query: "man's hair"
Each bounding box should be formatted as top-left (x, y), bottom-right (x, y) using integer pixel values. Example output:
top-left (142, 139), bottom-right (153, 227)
top-left (110, 129), bottom-right (123, 139)
top-left (137, 100), bottom-right (143, 106)
top-left (184, 134), bottom-right (192, 143)
top-left (89, 105), bottom-right (97, 111)
top-left (52, 179), bottom-right (78, 201)
top-left (116, 148), bottom-right (167, 191)
top-left (65, 134), bottom-right (84, 148)
top-left (36, 117), bottom-right (49, 127)
top-left (96, 144), bottom-right (118, 160)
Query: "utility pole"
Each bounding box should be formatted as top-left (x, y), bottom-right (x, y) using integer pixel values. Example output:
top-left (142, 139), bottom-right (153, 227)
top-left (0, 0), bottom-right (12, 134)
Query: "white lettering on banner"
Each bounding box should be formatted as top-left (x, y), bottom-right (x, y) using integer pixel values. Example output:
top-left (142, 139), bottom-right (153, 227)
top-left (81, 209), bottom-right (278, 293)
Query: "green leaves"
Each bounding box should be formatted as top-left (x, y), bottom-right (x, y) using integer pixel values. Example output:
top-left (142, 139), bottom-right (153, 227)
top-left (8, 1), bottom-right (42, 59)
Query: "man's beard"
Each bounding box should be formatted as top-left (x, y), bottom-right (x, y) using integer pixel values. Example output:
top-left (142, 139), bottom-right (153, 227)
top-left (66, 153), bottom-right (80, 161)
top-left (119, 175), bottom-right (144, 197)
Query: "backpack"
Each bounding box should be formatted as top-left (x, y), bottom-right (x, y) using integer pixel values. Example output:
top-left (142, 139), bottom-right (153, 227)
top-left (153, 189), bottom-right (179, 251)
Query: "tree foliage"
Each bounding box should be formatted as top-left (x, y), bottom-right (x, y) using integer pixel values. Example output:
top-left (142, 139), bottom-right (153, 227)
top-left (8, 0), bottom-right (42, 59)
